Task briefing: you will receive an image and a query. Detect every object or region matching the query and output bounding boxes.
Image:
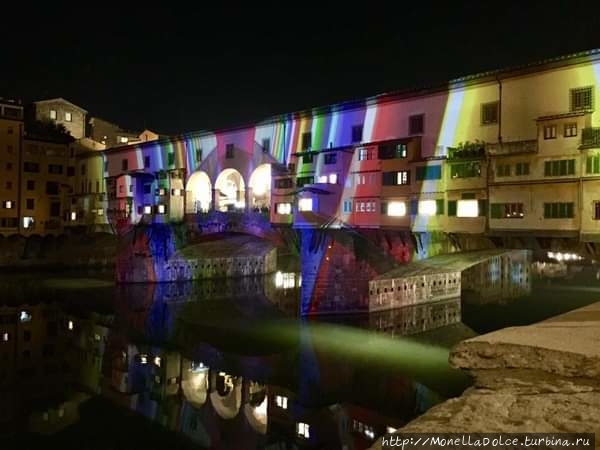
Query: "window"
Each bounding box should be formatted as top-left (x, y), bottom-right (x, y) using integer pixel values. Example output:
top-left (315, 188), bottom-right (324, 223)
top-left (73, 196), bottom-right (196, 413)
top-left (296, 176), bottom-right (313, 187)
top-left (352, 124), bottom-right (363, 143)
top-left (23, 162), bottom-right (39, 173)
top-left (23, 330), bottom-right (31, 342)
top-left (144, 156), bottom-right (150, 168)
top-left (122, 159), bottom-right (128, 171)
top-left (496, 164), bottom-right (510, 177)
top-left (448, 200), bottom-right (457, 216)
top-left (297, 423), bottom-right (310, 439)
top-left (594, 201), bottom-right (600, 220)
top-left (328, 173), bottom-right (338, 184)
top-left (276, 203), bottom-right (292, 215)
top-left (481, 101), bottom-right (499, 124)
top-left (196, 148), bottom-right (203, 161)
top-left (301, 132), bottom-right (312, 150)
top-left (275, 178), bottom-right (293, 189)
top-left (67, 166), bottom-right (75, 177)
top-left (544, 159), bottom-right (575, 176)
top-left (491, 203), bottom-right (524, 219)
top-left (543, 202), bottom-right (574, 219)
top-left (46, 182), bottom-right (59, 195)
top-left (23, 217), bottom-right (34, 229)
top-left (20, 311), bottom-right (32, 323)
top-left (119, 136), bottom-right (128, 144)
top-left (564, 123), bottom-right (577, 137)
top-left (275, 395), bottom-right (288, 409)
top-left (298, 198), bottom-right (313, 211)
top-left (358, 147), bottom-right (374, 161)
top-left (7, 126), bottom-right (13, 135)
top-left (167, 152), bottom-right (175, 166)
top-left (50, 202), bottom-right (60, 217)
top-left (324, 153), bottom-right (337, 165)
top-left (418, 200), bottom-right (437, 216)
top-left (343, 199), bottom-right (352, 213)
top-left (2, 201), bottom-right (12, 209)
top-left (456, 199), bottom-right (478, 217)
top-left (143, 183), bottom-right (152, 194)
top-left (544, 125), bottom-right (557, 139)
top-left (157, 204), bottom-right (166, 214)
top-left (262, 138), bottom-right (270, 153)
top-left (226, 144), bottom-right (234, 158)
top-left (515, 162), bottom-right (530, 176)
top-left (386, 201), bottom-right (406, 217)
top-left (382, 171), bottom-right (410, 185)
top-left (49, 109), bottom-right (57, 120)
top-left (302, 153), bottom-right (314, 164)
top-left (96, 181), bottom-right (100, 192)
top-left (409, 114), bottom-right (424, 135)
top-left (570, 86), bottom-right (593, 111)
top-left (143, 205), bottom-right (152, 214)
top-left (65, 112), bottom-right (72, 122)
top-left (70, 211), bottom-right (77, 221)
top-left (378, 142), bottom-right (408, 159)
top-left (26, 199), bottom-right (34, 210)
top-left (416, 165), bottom-right (442, 181)
top-left (48, 164), bottom-right (63, 174)
top-left (171, 188), bottom-right (182, 196)
top-left (5, 162), bottom-right (12, 170)
top-left (450, 162), bottom-right (481, 178)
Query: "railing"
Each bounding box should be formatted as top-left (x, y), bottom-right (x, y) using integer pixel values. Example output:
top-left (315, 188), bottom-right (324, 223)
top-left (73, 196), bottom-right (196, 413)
top-left (581, 128), bottom-right (600, 149)
top-left (485, 139), bottom-right (538, 155)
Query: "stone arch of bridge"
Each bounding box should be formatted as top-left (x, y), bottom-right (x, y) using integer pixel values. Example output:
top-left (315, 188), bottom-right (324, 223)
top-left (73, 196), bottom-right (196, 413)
top-left (185, 170), bottom-right (212, 213)
top-left (214, 168), bottom-right (246, 212)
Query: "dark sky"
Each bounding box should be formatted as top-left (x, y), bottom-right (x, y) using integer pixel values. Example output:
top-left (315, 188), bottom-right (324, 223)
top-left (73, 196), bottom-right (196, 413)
top-left (3, 2), bottom-right (600, 135)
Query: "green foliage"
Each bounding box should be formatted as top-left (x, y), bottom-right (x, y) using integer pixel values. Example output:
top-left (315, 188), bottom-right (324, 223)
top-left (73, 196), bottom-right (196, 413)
top-left (25, 119), bottom-right (75, 143)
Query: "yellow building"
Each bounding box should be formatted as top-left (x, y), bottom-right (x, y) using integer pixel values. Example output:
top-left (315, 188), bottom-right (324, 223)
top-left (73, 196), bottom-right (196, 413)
top-left (0, 99), bottom-right (23, 235)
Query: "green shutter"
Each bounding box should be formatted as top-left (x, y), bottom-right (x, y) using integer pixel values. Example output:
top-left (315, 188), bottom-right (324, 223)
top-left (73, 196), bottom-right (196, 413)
top-left (567, 203), bottom-right (574, 218)
top-left (544, 203), bottom-right (551, 218)
top-left (544, 161), bottom-right (551, 176)
top-left (585, 157), bottom-right (591, 174)
top-left (568, 159), bottom-right (575, 175)
top-left (559, 203), bottom-right (567, 218)
top-left (491, 203), bottom-right (502, 219)
top-left (448, 200), bottom-right (457, 216)
top-left (478, 199), bottom-right (488, 216)
top-left (515, 164), bottom-right (521, 176)
top-left (594, 156), bottom-right (600, 174)
top-left (436, 199), bottom-right (444, 215)
top-left (524, 163), bottom-right (529, 175)
top-left (168, 152), bottom-right (175, 166)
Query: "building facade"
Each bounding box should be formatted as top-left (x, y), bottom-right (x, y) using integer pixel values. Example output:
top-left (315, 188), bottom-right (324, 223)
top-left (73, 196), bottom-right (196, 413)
top-left (0, 99), bottom-right (23, 234)
top-left (30, 98), bottom-right (87, 140)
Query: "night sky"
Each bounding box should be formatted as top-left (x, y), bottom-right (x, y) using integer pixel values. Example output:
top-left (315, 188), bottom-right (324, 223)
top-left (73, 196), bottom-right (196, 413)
top-left (3, 2), bottom-right (600, 136)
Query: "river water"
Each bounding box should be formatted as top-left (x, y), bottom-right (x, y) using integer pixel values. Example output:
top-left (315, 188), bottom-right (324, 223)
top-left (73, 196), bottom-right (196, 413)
top-left (1, 264), bottom-right (598, 449)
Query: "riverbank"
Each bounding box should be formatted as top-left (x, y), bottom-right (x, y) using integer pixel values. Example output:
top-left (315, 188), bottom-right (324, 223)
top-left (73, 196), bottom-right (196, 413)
top-left (370, 302), bottom-right (600, 448)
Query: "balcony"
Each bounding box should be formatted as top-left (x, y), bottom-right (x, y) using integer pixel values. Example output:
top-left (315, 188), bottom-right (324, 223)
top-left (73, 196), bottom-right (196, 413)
top-left (485, 140), bottom-right (537, 155)
top-left (580, 128), bottom-right (600, 149)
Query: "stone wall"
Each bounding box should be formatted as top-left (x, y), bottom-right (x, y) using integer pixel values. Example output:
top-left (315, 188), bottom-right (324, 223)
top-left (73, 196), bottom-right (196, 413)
top-left (0, 233), bottom-right (116, 269)
top-left (369, 302), bottom-right (600, 449)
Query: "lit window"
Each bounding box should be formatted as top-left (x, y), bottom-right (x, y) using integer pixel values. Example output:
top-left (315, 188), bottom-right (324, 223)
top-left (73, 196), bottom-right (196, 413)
top-left (65, 112), bottom-right (72, 122)
top-left (49, 109), bottom-right (57, 120)
top-left (456, 199), bottom-right (479, 217)
top-left (140, 354), bottom-right (148, 364)
top-left (2, 201), bottom-right (12, 209)
top-left (154, 356), bottom-right (161, 367)
top-left (119, 136), bottom-right (129, 144)
top-left (171, 188), bottom-right (182, 196)
top-left (97, 208), bottom-right (104, 216)
top-left (70, 211), bottom-right (77, 221)
top-left (276, 203), bottom-right (292, 215)
top-left (297, 422), bottom-right (310, 439)
top-left (23, 217), bottom-right (34, 229)
top-left (68, 320), bottom-right (74, 330)
top-left (298, 198), bottom-right (313, 212)
top-left (157, 204), bottom-right (166, 214)
top-left (158, 188), bottom-right (166, 196)
top-left (564, 123), bottom-right (577, 137)
top-left (418, 200), bottom-right (437, 216)
top-left (544, 125), bottom-right (557, 140)
top-left (317, 175), bottom-right (327, 183)
top-left (387, 201), bottom-right (406, 217)
top-left (2, 332), bottom-right (8, 342)
top-left (275, 395), bottom-right (288, 409)
top-left (143, 205), bottom-right (152, 214)
top-left (328, 173), bottom-right (338, 184)
top-left (94, 333), bottom-right (101, 341)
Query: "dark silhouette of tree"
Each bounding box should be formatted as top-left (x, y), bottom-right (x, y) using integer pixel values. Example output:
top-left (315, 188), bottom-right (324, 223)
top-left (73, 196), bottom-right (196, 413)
top-left (25, 119), bottom-right (75, 144)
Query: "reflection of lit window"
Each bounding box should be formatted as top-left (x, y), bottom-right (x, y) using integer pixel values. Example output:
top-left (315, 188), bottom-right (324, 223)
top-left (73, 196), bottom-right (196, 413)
top-left (68, 320), bottom-right (73, 330)
top-left (275, 395), bottom-right (288, 409)
top-left (297, 422), bottom-right (310, 438)
top-left (20, 311), bottom-right (32, 322)
top-left (154, 356), bottom-right (161, 367)
top-left (457, 199), bottom-right (479, 217)
top-left (298, 198), bottom-right (313, 212)
top-left (140, 354), bottom-right (148, 364)
top-left (143, 205), bottom-right (152, 214)
top-left (276, 203), bottom-right (292, 215)
top-left (418, 200), bottom-right (437, 216)
top-left (2, 332), bottom-right (9, 342)
top-left (387, 201), bottom-right (406, 217)
top-left (275, 271), bottom-right (296, 289)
